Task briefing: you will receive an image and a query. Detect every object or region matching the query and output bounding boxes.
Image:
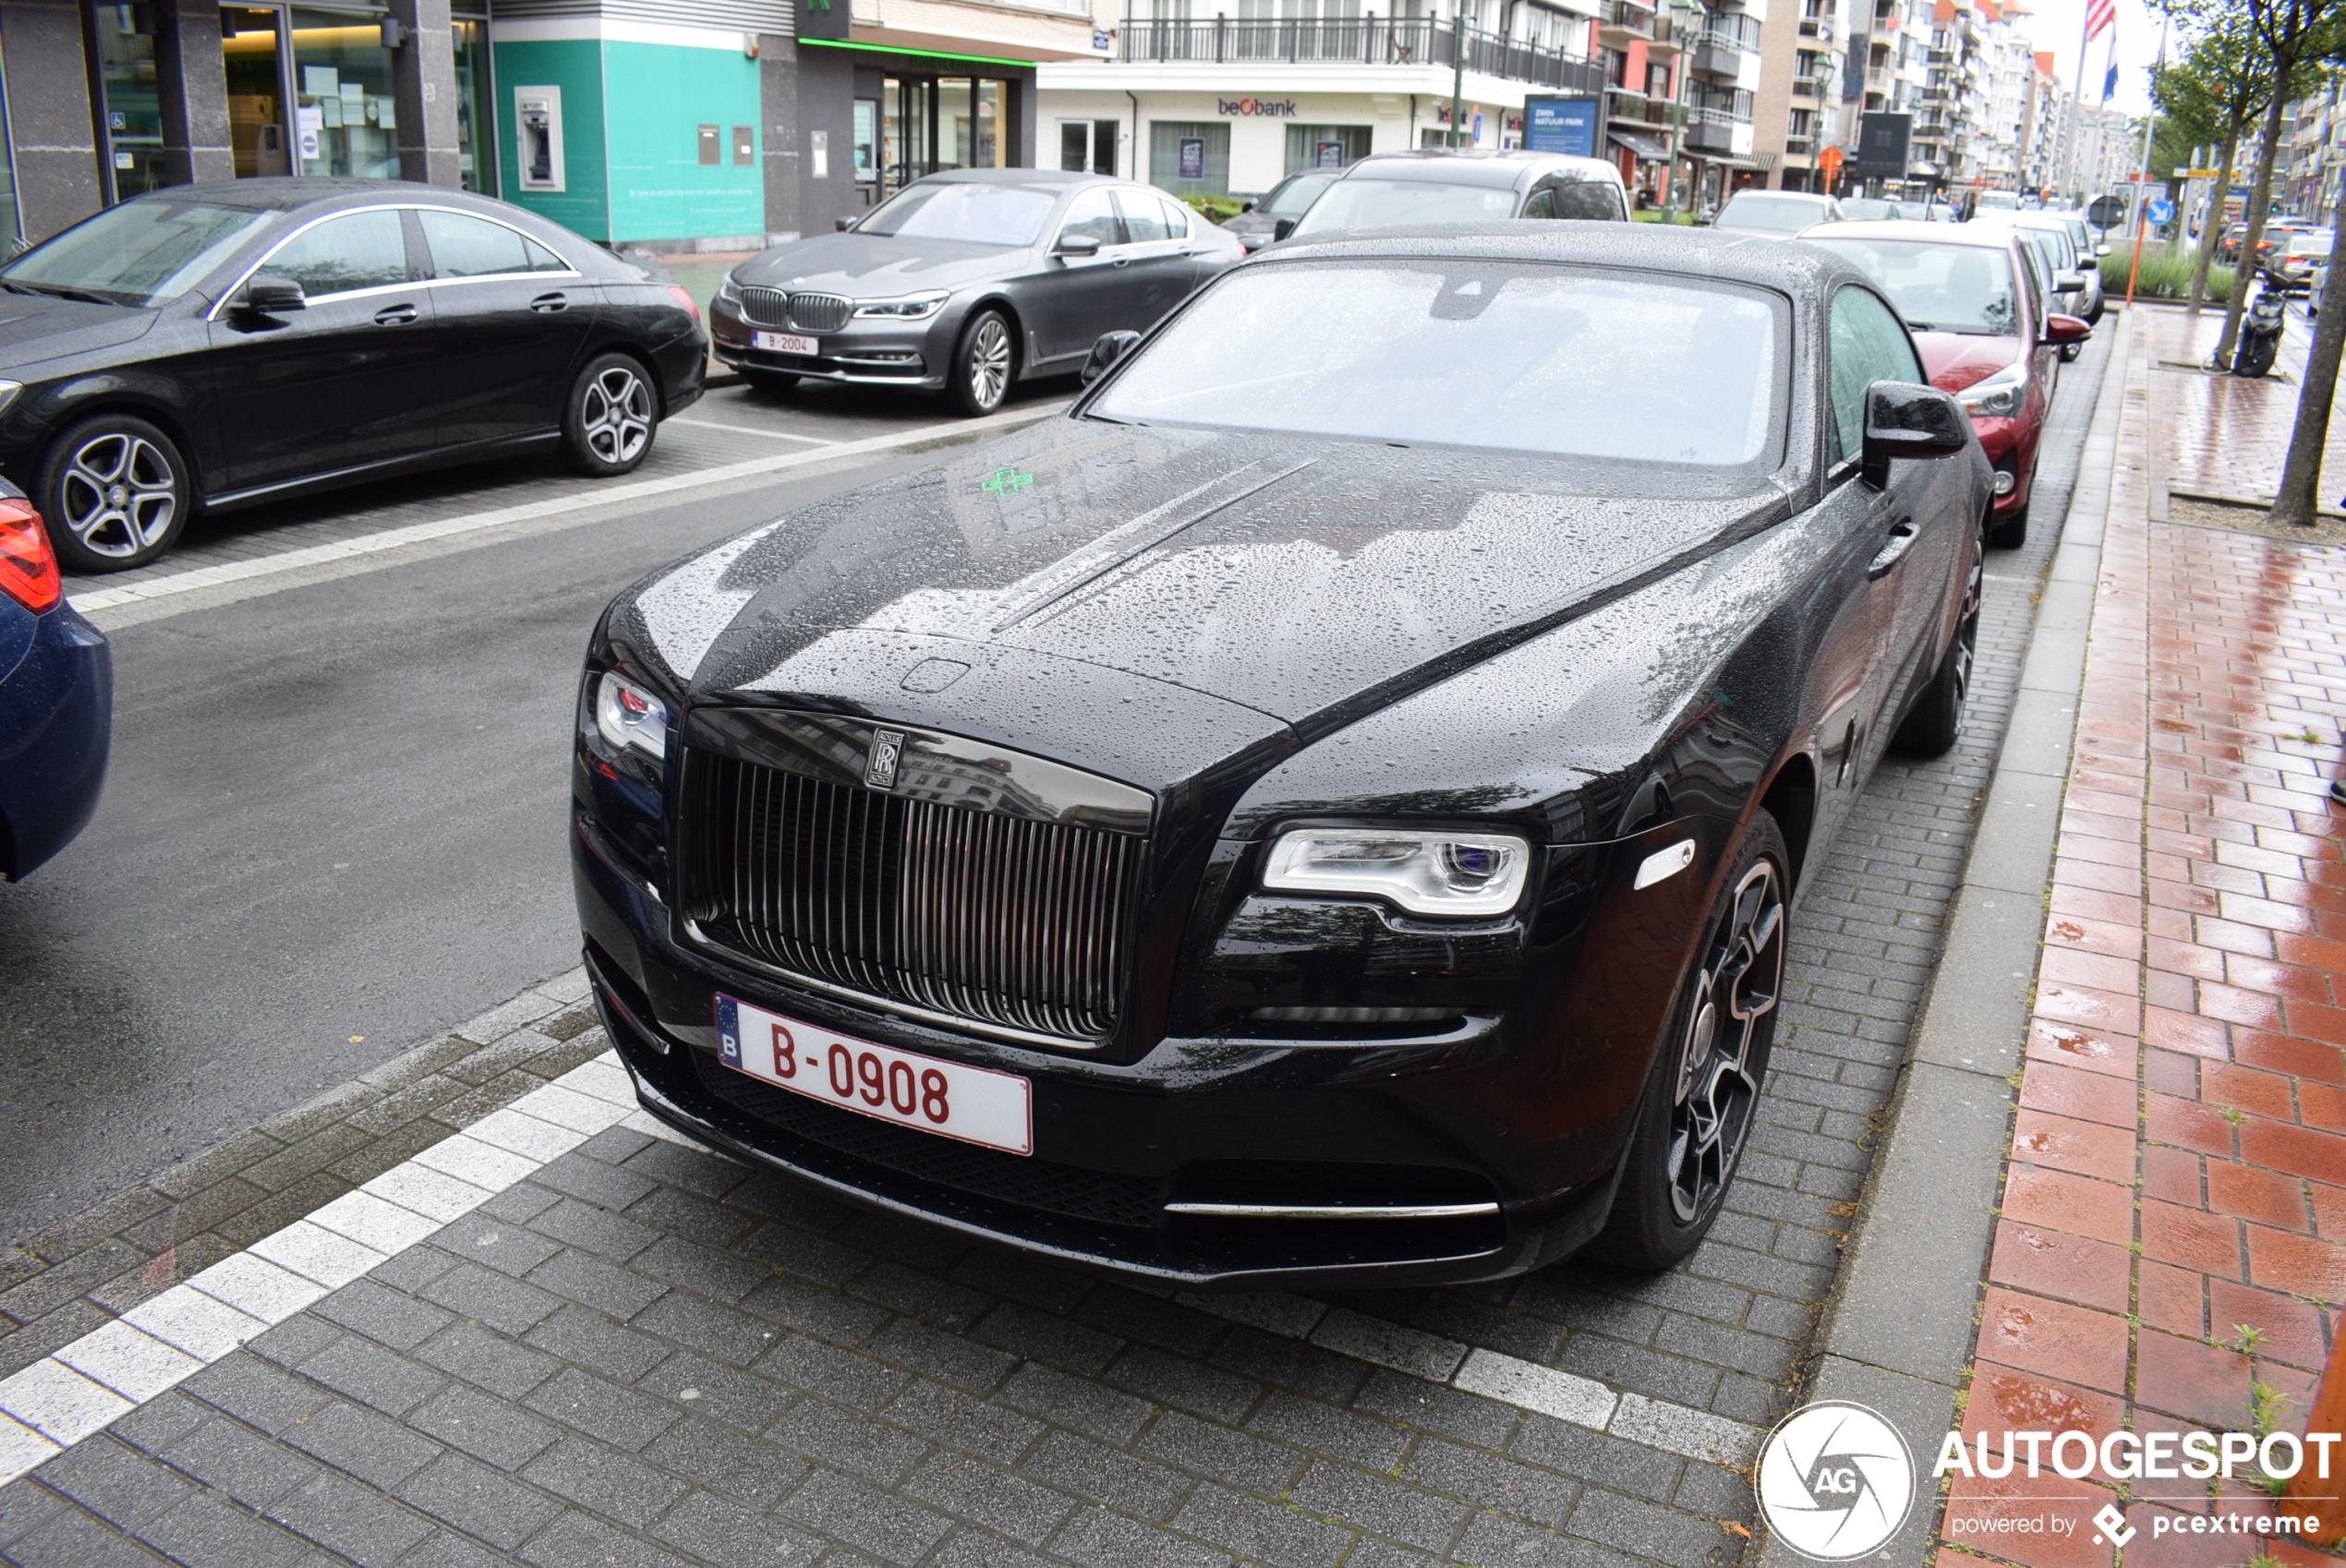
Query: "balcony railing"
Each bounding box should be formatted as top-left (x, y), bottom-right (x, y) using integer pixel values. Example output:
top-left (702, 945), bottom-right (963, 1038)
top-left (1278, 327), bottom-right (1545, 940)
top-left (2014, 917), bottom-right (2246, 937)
top-left (1117, 15), bottom-right (1607, 89)
top-left (1791, 73), bottom-right (1821, 97)
top-left (1684, 105), bottom-right (1751, 153)
top-left (1602, 0), bottom-right (1656, 36)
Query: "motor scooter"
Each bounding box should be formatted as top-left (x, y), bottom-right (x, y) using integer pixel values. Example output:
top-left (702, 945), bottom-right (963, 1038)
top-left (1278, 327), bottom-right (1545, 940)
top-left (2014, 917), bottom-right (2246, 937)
top-left (2233, 270), bottom-right (2286, 378)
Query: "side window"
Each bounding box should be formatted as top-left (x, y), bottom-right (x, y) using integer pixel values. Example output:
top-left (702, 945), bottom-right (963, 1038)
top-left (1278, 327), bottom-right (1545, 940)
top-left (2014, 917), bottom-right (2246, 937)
top-left (1112, 188), bottom-right (1173, 243)
top-left (419, 209), bottom-right (567, 278)
top-left (257, 210), bottom-right (409, 297)
top-left (1828, 285), bottom-right (1925, 464)
top-left (1155, 194), bottom-right (1194, 239)
top-left (1554, 178), bottom-right (1626, 221)
top-left (1520, 187), bottom-right (1557, 220)
top-left (1058, 188), bottom-right (1122, 248)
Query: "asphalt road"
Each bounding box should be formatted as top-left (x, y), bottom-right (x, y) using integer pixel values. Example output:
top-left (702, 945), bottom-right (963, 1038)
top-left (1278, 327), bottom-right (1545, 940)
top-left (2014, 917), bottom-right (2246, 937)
top-left (2, 377), bottom-right (1067, 1247)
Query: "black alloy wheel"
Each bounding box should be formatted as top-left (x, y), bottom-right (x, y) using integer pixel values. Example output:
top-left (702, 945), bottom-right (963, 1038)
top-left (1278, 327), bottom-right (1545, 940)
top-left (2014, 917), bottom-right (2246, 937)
top-left (1590, 812), bottom-right (1788, 1271)
top-left (1893, 517), bottom-right (1985, 756)
top-left (950, 308), bottom-right (1014, 417)
top-left (741, 368), bottom-right (798, 395)
top-left (562, 352), bottom-right (659, 476)
top-left (36, 413), bottom-right (192, 573)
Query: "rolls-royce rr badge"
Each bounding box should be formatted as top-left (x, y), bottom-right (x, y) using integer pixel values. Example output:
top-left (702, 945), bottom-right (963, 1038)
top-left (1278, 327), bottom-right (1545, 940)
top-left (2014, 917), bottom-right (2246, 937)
top-left (865, 730), bottom-right (905, 790)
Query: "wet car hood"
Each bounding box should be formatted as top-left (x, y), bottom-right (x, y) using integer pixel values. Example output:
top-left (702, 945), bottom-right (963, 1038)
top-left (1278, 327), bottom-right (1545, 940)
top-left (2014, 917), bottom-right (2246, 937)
top-left (632, 417), bottom-right (1792, 730)
top-left (733, 232), bottom-right (1032, 296)
top-left (0, 294), bottom-right (157, 365)
top-left (1912, 330), bottom-right (2022, 395)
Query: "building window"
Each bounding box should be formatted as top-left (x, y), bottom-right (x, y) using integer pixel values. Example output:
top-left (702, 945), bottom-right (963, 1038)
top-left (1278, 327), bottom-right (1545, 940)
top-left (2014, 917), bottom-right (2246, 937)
top-left (453, 16), bottom-right (492, 193)
top-left (1284, 124), bottom-right (1370, 173)
top-left (289, 8), bottom-right (398, 178)
top-left (1149, 121), bottom-right (1228, 194)
top-left (92, 5), bottom-right (163, 199)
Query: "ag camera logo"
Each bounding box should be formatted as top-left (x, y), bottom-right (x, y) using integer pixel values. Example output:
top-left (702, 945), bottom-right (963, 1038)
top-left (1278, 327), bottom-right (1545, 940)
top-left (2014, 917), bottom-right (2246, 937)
top-left (1757, 1402), bottom-right (1915, 1560)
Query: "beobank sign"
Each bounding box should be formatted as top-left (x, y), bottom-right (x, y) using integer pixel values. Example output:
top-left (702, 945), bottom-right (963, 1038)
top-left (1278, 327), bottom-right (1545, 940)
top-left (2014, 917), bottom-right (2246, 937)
top-left (1219, 98), bottom-right (1298, 115)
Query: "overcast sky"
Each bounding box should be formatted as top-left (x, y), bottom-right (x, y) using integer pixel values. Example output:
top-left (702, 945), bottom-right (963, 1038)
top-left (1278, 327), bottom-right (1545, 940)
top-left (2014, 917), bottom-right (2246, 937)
top-left (2015, 0), bottom-right (2164, 116)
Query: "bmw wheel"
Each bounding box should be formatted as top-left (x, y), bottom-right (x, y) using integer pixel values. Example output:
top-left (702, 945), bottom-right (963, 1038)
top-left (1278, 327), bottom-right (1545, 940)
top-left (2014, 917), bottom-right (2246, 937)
top-left (35, 413), bottom-right (191, 573)
top-left (1590, 812), bottom-right (1788, 1271)
top-left (562, 352), bottom-right (659, 476)
top-left (950, 308), bottom-right (1014, 417)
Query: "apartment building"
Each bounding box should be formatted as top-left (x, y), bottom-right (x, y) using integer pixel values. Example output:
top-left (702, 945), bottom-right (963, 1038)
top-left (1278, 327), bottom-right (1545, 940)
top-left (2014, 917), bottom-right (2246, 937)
top-left (2015, 47), bottom-right (2061, 192)
top-left (1750, 0), bottom-right (1844, 189)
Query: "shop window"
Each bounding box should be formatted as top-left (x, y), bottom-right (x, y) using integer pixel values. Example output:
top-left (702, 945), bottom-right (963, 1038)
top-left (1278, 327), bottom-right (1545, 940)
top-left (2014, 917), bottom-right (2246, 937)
top-left (289, 8), bottom-right (398, 178)
top-left (1284, 124), bottom-right (1371, 174)
top-left (1149, 121), bottom-right (1227, 196)
top-left (453, 17), bottom-right (492, 193)
top-left (1058, 120), bottom-right (1119, 175)
top-left (92, 5), bottom-right (163, 199)
top-left (223, 8), bottom-right (288, 178)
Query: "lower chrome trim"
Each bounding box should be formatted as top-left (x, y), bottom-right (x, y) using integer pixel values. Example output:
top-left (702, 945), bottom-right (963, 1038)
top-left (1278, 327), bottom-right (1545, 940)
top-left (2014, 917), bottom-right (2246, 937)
top-left (681, 917), bottom-right (1112, 1054)
top-left (1163, 1202), bottom-right (1502, 1220)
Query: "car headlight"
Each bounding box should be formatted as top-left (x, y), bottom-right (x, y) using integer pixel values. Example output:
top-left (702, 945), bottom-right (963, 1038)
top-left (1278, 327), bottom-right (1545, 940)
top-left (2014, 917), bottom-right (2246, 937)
top-left (1264, 827), bottom-right (1530, 918)
top-left (715, 271), bottom-right (742, 308)
top-left (1955, 362), bottom-right (2026, 418)
top-left (595, 671), bottom-right (672, 762)
top-left (854, 291), bottom-right (949, 320)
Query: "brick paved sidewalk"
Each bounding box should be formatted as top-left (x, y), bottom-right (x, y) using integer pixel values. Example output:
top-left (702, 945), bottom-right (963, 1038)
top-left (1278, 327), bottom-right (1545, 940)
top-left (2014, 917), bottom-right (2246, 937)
top-left (1939, 306), bottom-right (2346, 1565)
top-left (0, 332), bottom-right (2119, 1568)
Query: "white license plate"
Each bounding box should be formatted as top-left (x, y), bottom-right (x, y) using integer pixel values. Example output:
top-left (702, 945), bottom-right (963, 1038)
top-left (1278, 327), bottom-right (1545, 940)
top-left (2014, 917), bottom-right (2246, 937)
top-left (714, 994), bottom-right (1032, 1155)
top-left (751, 331), bottom-right (817, 356)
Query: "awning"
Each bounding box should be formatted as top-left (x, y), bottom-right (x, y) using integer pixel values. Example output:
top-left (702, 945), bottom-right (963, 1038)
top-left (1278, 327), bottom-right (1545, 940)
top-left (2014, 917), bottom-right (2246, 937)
top-left (1609, 129), bottom-right (1672, 163)
top-left (1694, 154), bottom-right (1763, 171)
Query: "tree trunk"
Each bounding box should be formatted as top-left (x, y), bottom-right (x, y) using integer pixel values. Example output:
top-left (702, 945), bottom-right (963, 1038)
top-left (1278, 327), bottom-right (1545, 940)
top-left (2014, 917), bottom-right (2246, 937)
top-left (2187, 124), bottom-right (2242, 320)
top-left (2269, 176), bottom-right (2346, 526)
top-left (2215, 90), bottom-right (2289, 366)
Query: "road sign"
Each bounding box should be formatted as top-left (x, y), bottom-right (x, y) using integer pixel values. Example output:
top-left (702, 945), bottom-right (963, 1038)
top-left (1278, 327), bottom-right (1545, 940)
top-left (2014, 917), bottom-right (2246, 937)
top-left (1818, 145), bottom-right (1843, 181)
top-left (2146, 198), bottom-right (2174, 224)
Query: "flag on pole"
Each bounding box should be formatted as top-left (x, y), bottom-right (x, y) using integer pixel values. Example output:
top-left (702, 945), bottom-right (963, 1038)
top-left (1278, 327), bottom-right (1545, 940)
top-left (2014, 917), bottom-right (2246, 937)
top-left (2085, 0), bottom-right (2115, 42)
top-left (2102, 59), bottom-right (2119, 99)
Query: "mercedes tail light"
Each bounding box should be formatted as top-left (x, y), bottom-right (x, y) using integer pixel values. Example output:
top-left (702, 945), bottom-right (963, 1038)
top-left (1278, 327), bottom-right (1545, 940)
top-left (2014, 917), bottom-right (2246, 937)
top-left (0, 499), bottom-right (59, 615)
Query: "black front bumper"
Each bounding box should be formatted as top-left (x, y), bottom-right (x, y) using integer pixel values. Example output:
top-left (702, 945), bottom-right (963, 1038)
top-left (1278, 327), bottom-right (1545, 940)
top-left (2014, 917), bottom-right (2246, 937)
top-left (572, 812), bottom-right (1648, 1293)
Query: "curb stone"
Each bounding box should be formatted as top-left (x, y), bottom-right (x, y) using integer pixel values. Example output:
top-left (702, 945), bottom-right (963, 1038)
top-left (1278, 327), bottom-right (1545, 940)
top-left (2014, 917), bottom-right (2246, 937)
top-left (1754, 309), bottom-right (2134, 1566)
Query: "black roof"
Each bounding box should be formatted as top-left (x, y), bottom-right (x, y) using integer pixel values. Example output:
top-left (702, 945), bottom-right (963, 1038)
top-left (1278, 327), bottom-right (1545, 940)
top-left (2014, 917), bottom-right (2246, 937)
top-left (1256, 221), bottom-right (1868, 296)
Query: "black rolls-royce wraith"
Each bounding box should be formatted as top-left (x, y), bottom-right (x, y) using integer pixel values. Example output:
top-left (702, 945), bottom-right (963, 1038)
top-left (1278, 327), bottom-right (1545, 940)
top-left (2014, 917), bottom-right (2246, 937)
top-left (574, 224), bottom-right (1992, 1290)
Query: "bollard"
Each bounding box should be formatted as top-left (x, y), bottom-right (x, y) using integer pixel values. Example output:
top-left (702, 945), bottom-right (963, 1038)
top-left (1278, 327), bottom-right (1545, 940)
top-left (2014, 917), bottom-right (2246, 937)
top-left (2284, 1328), bottom-right (2346, 1545)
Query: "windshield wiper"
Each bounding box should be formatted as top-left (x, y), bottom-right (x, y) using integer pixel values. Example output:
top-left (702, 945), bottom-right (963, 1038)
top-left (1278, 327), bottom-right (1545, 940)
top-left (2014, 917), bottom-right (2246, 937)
top-left (3, 281), bottom-right (115, 305)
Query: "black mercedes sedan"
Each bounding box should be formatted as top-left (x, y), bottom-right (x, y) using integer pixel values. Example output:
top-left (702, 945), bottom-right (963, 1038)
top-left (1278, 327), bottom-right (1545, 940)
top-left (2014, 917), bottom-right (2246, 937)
top-left (574, 224), bottom-right (1990, 1290)
top-left (0, 178), bottom-right (706, 572)
top-left (707, 169), bottom-right (1244, 416)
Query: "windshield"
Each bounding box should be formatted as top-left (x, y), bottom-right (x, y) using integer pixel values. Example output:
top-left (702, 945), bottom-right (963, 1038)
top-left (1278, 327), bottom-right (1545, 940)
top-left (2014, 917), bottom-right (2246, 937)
top-left (1842, 199), bottom-right (1901, 222)
top-left (1292, 178), bottom-right (1519, 234)
top-left (855, 182), bottom-right (1058, 246)
top-left (1805, 237), bottom-right (2018, 335)
top-left (1977, 192), bottom-right (2019, 210)
top-left (1092, 260), bottom-right (1782, 465)
top-left (2289, 232), bottom-right (2335, 257)
top-left (1261, 175), bottom-right (1334, 217)
top-left (1, 199), bottom-right (275, 307)
top-left (1716, 196), bottom-right (1829, 233)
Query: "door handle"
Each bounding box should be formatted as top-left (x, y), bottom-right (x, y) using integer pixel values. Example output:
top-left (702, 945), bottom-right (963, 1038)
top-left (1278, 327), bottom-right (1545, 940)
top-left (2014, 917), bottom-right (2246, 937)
top-left (1867, 517), bottom-right (1918, 579)
top-left (1111, 256), bottom-right (1131, 267)
top-left (531, 292), bottom-right (569, 313)
top-left (373, 304), bottom-right (417, 326)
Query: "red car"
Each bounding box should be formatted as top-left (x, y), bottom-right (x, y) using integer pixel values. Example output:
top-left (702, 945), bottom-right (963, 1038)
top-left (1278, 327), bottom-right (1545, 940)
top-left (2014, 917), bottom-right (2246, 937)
top-left (1801, 220), bottom-right (2088, 548)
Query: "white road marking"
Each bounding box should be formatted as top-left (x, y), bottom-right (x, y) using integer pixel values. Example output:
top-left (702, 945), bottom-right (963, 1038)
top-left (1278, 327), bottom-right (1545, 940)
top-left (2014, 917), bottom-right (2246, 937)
top-left (0, 1040), bottom-right (1768, 1487)
top-left (66, 402), bottom-right (1062, 617)
top-left (673, 416), bottom-right (840, 445)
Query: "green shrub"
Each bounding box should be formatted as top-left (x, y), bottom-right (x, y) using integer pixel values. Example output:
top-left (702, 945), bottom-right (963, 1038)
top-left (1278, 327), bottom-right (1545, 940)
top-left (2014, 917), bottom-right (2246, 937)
top-left (2101, 250), bottom-right (2233, 303)
top-left (1181, 193), bottom-right (1248, 223)
top-left (1630, 209), bottom-right (1700, 223)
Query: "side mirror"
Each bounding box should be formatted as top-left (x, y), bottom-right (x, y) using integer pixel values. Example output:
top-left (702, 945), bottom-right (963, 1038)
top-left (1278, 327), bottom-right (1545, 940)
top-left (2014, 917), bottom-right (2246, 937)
top-left (835, 216), bottom-right (854, 232)
top-left (1082, 329), bottom-right (1142, 385)
top-left (237, 273), bottom-right (306, 314)
top-left (1272, 217), bottom-right (1297, 242)
top-left (2043, 313), bottom-right (2090, 344)
top-left (1860, 380), bottom-right (1969, 488)
top-left (2057, 270), bottom-right (2093, 292)
top-left (1241, 199), bottom-right (1258, 213)
top-left (1058, 232), bottom-right (1103, 257)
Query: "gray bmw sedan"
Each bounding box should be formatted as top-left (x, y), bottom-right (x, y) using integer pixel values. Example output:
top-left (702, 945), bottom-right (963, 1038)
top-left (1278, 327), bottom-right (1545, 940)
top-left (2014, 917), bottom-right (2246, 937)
top-left (709, 170), bottom-right (1245, 416)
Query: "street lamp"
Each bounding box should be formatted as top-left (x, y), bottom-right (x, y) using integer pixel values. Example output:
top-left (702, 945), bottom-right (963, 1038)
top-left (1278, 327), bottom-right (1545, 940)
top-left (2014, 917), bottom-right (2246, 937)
top-left (1451, 0), bottom-right (1469, 146)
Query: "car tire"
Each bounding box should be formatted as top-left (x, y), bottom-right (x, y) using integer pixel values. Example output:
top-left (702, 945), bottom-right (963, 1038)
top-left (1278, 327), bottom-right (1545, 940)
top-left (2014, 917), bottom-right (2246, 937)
top-left (1988, 499), bottom-right (2027, 549)
top-left (1893, 525), bottom-right (1982, 757)
top-left (949, 308), bottom-right (1015, 417)
top-left (35, 413), bottom-right (192, 573)
top-left (1586, 811), bottom-right (1788, 1272)
top-left (741, 368), bottom-right (798, 395)
top-left (561, 352), bottom-right (659, 476)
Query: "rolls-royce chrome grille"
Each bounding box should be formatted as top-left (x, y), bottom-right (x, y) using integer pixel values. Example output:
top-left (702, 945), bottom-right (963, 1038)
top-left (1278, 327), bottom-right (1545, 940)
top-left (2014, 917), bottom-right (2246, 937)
top-left (679, 742), bottom-right (1147, 1048)
top-left (787, 292), bottom-right (853, 333)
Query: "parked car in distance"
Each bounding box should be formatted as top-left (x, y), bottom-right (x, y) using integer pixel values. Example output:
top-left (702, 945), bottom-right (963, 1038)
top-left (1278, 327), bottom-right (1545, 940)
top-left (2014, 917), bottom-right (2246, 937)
top-left (1221, 173), bottom-right (1336, 251)
top-left (711, 171), bottom-right (1243, 418)
top-left (1711, 190), bottom-right (1845, 235)
top-left (574, 224), bottom-right (1989, 1289)
top-left (1975, 190), bottom-right (2021, 211)
top-left (0, 178), bottom-right (706, 573)
top-left (2268, 228), bottom-right (2333, 296)
top-left (1970, 210), bottom-right (2103, 325)
top-left (0, 477), bottom-right (109, 879)
top-left (1804, 219), bottom-right (2087, 549)
top-left (1841, 199), bottom-right (1904, 223)
top-left (1287, 151), bottom-right (1627, 239)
